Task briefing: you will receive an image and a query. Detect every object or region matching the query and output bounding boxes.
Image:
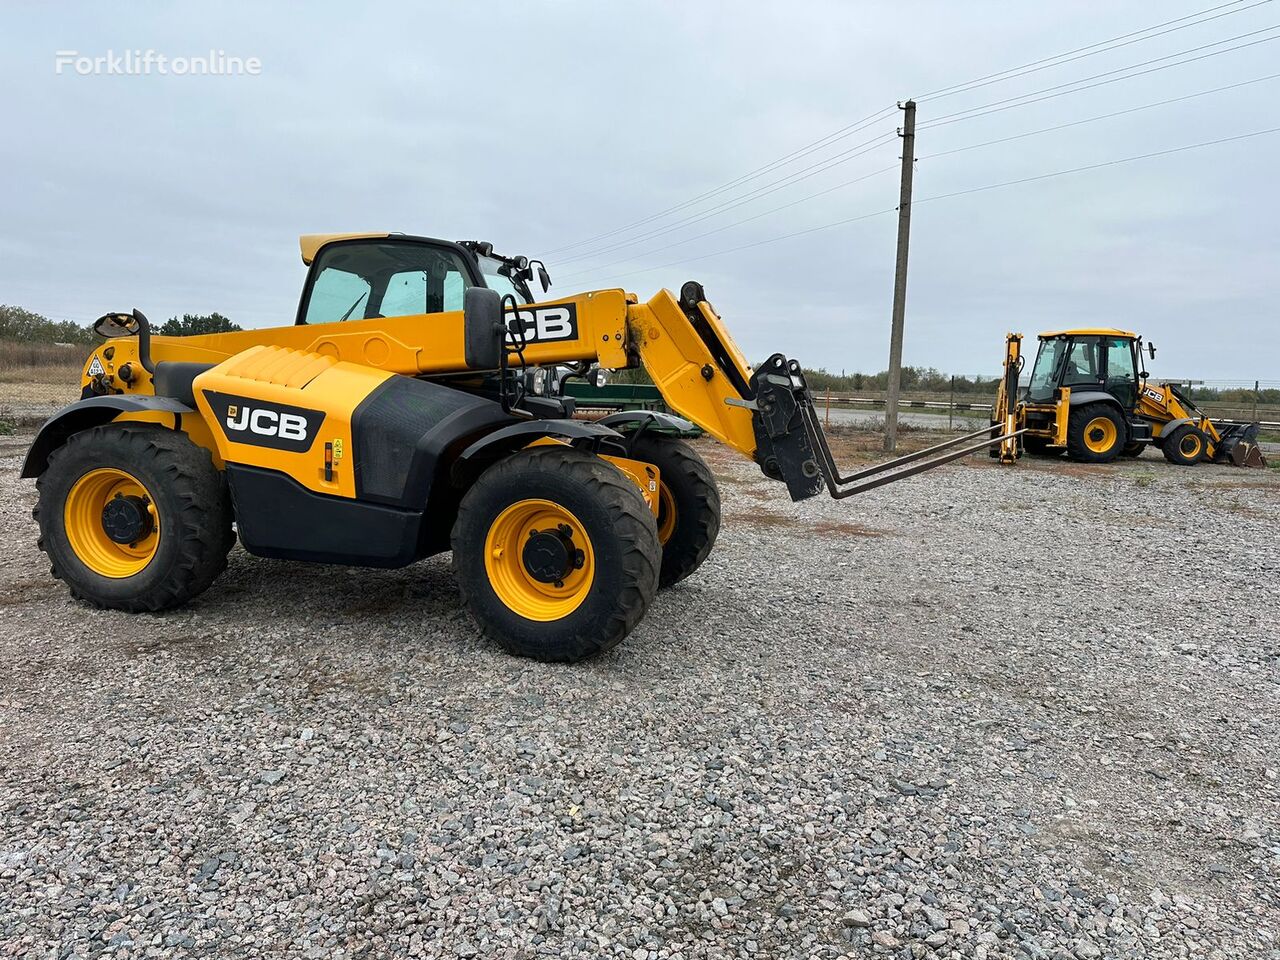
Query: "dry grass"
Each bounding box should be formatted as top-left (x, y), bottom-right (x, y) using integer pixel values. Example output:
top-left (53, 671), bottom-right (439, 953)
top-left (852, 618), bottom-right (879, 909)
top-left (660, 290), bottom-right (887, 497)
top-left (0, 341), bottom-right (84, 384)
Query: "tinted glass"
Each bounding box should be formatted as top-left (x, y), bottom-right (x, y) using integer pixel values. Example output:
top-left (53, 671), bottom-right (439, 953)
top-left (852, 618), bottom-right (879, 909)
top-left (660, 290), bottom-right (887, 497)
top-left (1027, 338), bottom-right (1067, 401)
top-left (1061, 337), bottom-right (1102, 386)
top-left (303, 241), bottom-right (476, 324)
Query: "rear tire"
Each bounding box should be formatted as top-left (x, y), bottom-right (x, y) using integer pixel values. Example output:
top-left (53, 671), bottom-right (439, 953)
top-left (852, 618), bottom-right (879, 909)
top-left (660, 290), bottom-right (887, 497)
top-left (1161, 425), bottom-right (1207, 466)
top-left (451, 447), bottom-right (661, 662)
top-left (1066, 403), bottom-right (1125, 463)
top-left (35, 424), bottom-right (233, 611)
top-left (627, 435), bottom-right (720, 588)
top-left (1121, 441), bottom-right (1146, 458)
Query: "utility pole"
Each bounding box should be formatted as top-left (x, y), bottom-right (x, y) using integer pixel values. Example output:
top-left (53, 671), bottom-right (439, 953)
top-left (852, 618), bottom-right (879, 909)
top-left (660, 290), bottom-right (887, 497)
top-left (883, 99), bottom-right (916, 452)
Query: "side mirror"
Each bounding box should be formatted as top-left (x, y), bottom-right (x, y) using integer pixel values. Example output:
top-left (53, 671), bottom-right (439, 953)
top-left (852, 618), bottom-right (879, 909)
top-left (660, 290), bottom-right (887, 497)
top-left (1148, 342), bottom-right (1157, 360)
top-left (463, 286), bottom-right (504, 370)
top-left (94, 312), bottom-right (139, 339)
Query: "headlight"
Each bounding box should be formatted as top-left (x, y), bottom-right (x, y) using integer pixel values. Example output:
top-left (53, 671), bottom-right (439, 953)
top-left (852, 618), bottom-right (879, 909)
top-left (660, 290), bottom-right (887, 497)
top-left (531, 367), bottom-right (548, 396)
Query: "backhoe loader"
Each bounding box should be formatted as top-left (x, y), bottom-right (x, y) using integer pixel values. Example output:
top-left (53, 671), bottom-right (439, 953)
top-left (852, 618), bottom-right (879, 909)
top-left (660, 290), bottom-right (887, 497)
top-left (993, 330), bottom-right (1266, 468)
top-left (25, 233), bottom-right (1016, 661)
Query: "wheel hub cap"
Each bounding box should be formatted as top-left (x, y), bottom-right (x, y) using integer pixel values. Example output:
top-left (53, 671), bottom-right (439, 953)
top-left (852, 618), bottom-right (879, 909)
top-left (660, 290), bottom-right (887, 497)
top-left (101, 494), bottom-right (153, 544)
top-left (522, 525), bottom-right (584, 585)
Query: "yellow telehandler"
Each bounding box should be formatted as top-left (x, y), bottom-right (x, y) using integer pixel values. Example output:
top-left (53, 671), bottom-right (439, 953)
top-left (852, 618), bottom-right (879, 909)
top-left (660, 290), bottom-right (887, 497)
top-left (24, 233), bottom-right (1017, 661)
top-left (993, 330), bottom-right (1266, 468)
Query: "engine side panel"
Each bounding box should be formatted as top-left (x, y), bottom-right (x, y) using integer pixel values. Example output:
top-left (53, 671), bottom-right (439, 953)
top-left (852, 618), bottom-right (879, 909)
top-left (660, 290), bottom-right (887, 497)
top-left (192, 345), bottom-right (394, 500)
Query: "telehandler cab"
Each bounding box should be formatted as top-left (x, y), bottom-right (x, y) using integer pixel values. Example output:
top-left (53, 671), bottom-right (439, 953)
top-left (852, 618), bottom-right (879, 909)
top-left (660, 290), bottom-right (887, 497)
top-left (993, 330), bottom-right (1266, 468)
top-left (25, 233), bottom-right (1016, 661)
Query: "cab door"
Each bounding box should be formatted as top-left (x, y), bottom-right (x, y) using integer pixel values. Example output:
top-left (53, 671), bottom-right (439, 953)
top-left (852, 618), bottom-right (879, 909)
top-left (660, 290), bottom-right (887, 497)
top-left (1102, 337), bottom-right (1139, 411)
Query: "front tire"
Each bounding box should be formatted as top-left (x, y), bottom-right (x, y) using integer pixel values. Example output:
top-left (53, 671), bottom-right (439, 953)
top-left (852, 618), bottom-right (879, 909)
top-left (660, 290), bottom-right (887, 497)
top-left (451, 447), bottom-right (661, 662)
top-left (628, 435), bottom-right (720, 588)
top-left (1066, 403), bottom-right (1125, 463)
top-left (35, 424), bottom-right (233, 611)
top-left (1161, 424), bottom-right (1207, 466)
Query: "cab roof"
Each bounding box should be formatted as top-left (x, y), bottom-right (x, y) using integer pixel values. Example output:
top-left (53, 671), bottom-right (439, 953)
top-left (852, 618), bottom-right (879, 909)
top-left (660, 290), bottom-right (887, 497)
top-left (299, 233), bottom-right (390, 265)
top-left (1038, 327), bottom-right (1138, 339)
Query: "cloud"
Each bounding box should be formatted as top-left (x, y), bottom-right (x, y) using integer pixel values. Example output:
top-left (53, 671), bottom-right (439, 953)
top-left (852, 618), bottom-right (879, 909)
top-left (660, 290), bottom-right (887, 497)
top-left (2, 0), bottom-right (1276, 381)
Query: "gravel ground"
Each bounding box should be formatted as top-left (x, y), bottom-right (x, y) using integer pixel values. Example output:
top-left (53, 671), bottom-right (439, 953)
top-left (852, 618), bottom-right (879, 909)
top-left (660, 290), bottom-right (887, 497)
top-left (2, 428), bottom-right (1278, 960)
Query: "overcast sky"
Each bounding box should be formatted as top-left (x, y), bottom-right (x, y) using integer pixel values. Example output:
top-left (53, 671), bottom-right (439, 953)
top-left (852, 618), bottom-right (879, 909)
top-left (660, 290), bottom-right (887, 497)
top-left (2, 1), bottom-right (1277, 381)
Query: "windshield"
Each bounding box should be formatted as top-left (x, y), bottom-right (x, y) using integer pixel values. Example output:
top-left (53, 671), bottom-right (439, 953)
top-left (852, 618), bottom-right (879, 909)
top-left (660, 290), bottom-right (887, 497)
top-left (1026, 337), bottom-right (1068, 402)
top-left (477, 255), bottom-right (530, 304)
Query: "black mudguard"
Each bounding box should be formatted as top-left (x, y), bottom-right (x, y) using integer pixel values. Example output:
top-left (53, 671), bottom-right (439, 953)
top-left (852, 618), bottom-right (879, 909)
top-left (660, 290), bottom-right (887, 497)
top-left (598, 410), bottom-right (698, 436)
top-left (450, 419), bottom-right (628, 487)
top-left (21, 395), bottom-right (194, 479)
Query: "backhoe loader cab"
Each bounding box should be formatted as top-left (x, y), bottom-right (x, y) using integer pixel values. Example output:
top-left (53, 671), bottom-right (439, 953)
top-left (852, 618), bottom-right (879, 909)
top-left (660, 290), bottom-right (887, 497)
top-left (994, 329), bottom-right (1265, 468)
top-left (25, 232), bottom-right (1018, 662)
top-left (1016, 328), bottom-right (1151, 462)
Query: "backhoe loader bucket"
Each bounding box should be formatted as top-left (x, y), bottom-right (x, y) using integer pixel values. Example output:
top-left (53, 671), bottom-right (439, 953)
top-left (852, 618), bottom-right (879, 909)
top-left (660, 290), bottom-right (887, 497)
top-left (1214, 421), bottom-right (1268, 469)
top-left (746, 353), bottom-right (1023, 500)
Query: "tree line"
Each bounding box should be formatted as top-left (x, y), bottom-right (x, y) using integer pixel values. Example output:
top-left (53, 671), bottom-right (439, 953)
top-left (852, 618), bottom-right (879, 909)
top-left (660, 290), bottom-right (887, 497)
top-left (0, 304), bottom-right (241, 343)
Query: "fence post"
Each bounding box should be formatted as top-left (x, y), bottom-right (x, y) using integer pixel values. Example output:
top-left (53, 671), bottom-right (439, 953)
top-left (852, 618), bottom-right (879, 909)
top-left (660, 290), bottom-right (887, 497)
top-left (949, 375), bottom-right (955, 431)
top-left (1255, 380), bottom-right (1261, 422)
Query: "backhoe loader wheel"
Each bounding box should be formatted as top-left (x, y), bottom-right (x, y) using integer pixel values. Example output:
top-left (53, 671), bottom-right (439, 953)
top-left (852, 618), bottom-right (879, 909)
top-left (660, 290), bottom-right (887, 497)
top-left (451, 447), bottom-right (660, 662)
top-left (1121, 442), bottom-right (1145, 458)
top-left (1161, 425), bottom-right (1208, 466)
top-left (35, 425), bottom-right (233, 612)
top-left (1066, 403), bottom-right (1125, 463)
top-left (627, 435), bottom-right (720, 588)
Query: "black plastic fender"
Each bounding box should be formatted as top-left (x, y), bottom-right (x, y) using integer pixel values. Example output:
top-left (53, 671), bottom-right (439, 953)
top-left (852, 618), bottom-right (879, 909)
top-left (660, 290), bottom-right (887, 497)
top-left (21, 395), bottom-right (194, 479)
top-left (450, 419), bottom-right (627, 487)
top-left (1066, 390), bottom-right (1126, 410)
top-left (1157, 416), bottom-right (1197, 437)
top-left (597, 410), bottom-right (697, 434)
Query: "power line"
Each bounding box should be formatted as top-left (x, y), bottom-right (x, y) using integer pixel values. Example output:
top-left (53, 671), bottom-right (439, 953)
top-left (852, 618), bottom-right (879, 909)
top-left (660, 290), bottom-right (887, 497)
top-left (914, 126), bottom-right (1280, 206)
top-left (919, 23), bottom-right (1280, 129)
top-left (556, 130), bottom-right (898, 265)
top-left (555, 164), bottom-right (900, 284)
top-left (916, 0), bottom-right (1270, 101)
top-left (543, 105), bottom-right (898, 256)
top-left (547, 1), bottom-right (1276, 262)
top-left (563, 72), bottom-right (1280, 282)
top-left (920, 71), bottom-right (1280, 160)
top-left (569, 125), bottom-right (1280, 288)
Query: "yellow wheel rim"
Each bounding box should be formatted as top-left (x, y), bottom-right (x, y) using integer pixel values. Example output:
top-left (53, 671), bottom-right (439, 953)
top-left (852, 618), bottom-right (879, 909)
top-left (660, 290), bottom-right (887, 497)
top-left (1083, 416), bottom-right (1118, 454)
top-left (1180, 433), bottom-right (1202, 459)
top-left (656, 483), bottom-right (677, 546)
top-left (63, 468), bottom-right (160, 578)
top-left (483, 499), bottom-right (595, 621)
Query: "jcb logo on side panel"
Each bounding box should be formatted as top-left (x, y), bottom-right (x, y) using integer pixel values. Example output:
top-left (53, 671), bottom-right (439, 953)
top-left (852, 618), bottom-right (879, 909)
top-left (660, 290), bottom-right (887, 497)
top-left (504, 303), bottom-right (579, 344)
top-left (204, 391), bottom-right (325, 453)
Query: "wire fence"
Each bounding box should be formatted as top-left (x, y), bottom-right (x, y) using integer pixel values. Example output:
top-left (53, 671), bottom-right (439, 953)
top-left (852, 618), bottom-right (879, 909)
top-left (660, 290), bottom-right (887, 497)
top-left (810, 375), bottom-right (1280, 430)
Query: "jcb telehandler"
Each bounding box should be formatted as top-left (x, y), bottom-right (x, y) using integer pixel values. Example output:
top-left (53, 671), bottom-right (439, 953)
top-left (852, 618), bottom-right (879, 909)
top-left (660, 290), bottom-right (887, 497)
top-left (992, 329), bottom-right (1266, 468)
top-left (25, 233), bottom-right (1015, 661)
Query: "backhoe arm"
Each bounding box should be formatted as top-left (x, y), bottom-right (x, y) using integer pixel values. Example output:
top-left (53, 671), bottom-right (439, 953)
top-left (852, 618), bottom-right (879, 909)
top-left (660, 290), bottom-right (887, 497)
top-left (993, 333), bottom-right (1023, 464)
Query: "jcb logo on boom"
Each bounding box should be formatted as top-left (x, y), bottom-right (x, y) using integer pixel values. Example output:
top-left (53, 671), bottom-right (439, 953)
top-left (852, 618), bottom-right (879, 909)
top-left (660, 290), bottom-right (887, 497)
top-left (226, 405), bottom-right (310, 442)
top-left (205, 392), bottom-right (325, 453)
top-left (504, 304), bottom-right (579, 345)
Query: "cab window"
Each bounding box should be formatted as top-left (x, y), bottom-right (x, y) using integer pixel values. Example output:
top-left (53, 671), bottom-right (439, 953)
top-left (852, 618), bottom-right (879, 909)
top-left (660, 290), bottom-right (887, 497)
top-left (301, 240), bottom-right (477, 324)
top-left (1103, 338), bottom-right (1137, 384)
top-left (1061, 337), bottom-right (1102, 387)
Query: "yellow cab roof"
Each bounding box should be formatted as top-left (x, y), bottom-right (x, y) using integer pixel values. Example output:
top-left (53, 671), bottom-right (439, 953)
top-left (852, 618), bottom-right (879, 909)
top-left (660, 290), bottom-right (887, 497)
top-left (1038, 327), bottom-right (1138, 339)
top-left (299, 233), bottom-right (390, 265)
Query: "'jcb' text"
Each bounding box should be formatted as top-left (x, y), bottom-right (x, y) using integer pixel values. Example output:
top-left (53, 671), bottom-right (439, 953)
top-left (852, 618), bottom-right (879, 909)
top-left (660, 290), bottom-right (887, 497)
top-left (227, 406), bottom-right (309, 442)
